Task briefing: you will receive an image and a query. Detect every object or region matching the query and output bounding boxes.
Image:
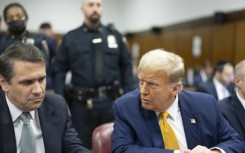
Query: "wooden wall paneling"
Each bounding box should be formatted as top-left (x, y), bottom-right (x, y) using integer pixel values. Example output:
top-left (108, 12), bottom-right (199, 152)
top-left (162, 30), bottom-right (177, 53)
top-left (211, 23), bottom-right (235, 64)
top-left (126, 35), bottom-right (146, 57)
top-left (234, 20), bottom-right (245, 64)
top-left (138, 35), bottom-right (152, 55)
top-left (191, 26), bottom-right (212, 67)
top-left (147, 34), bottom-right (164, 51)
top-left (134, 34), bottom-right (163, 57)
top-left (125, 36), bottom-right (136, 51)
top-left (175, 29), bottom-right (192, 70)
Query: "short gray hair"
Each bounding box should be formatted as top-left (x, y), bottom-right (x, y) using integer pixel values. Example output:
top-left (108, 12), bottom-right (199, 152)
top-left (138, 49), bottom-right (185, 84)
top-left (235, 60), bottom-right (245, 79)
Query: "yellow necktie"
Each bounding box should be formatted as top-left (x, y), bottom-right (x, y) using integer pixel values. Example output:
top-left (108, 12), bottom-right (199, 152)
top-left (160, 112), bottom-right (180, 150)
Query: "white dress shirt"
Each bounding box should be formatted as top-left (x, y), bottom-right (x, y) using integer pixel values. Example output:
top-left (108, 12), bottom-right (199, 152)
top-left (200, 70), bottom-right (208, 82)
top-left (6, 96), bottom-right (45, 153)
top-left (156, 95), bottom-right (225, 153)
top-left (156, 95), bottom-right (187, 152)
top-left (213, 78), bottom-right (230, 100)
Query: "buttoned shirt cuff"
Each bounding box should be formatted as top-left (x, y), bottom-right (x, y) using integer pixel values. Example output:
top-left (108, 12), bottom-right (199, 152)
top-left (211, 147), bottom-right (226, 153)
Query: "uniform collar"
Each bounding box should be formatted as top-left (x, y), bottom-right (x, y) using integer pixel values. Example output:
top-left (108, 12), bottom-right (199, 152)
top-left (82, 23), bottom-right (103, 32)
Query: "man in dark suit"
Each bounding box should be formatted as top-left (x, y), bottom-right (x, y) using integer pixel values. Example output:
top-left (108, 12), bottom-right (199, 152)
top-left (111, 49), bottom-right (245, 153)
top-left (219, 60), bottom-right (245, 140)
top-left (197, 60), bottom-right (234, 100)
top-left (193, 60), bottom-right (213, 88)
top-left (0, 43), bottom-right (89, 153)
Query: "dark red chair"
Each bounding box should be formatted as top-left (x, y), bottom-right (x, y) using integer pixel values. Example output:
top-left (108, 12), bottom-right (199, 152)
top-left (92, 122), bottom-right (114, 153)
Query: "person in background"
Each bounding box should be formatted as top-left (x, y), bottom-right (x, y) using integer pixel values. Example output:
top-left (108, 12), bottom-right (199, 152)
top-left (0, 43), bottom-right (90, 153)
top-left (54, 0), bottom-right (134, 149)
top-left (219, 60), bottom-right (245, 140)
top-left (0, 2), bottom-right (53, 90)
top-left (111, 49), bottom-right (245, 153)
top-left (39, 22), bottom-right (57, 90)
top-left (196, 60), bottom-right (234, 100)
top-left (193, 60), bottom-right (213, 88)
top-left (0, 16), bottom-right (5, 41)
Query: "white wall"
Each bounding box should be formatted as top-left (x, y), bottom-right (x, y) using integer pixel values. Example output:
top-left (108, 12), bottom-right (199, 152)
top-left (121, 0), bottom-right (245, 33)
top-left (0, 0), bottom-right (121, 33)
top-left (1, 0), bottom-right (245, 34)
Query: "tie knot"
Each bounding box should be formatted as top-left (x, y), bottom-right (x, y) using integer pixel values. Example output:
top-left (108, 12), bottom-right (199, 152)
top-left (20, 112), bottom-right (31, 124)
top-left (160, 111), bottom-right (169, 120)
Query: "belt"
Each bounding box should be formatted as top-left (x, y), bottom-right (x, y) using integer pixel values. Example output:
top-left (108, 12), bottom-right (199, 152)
top-left (72, 86), bottom-right (114, 101)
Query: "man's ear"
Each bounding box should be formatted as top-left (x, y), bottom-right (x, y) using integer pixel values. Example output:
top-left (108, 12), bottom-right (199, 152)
top-left (0, 75), bottom-right (9, 92)
top-left (234, 76), bottom-right (241, 87)
top-left (171, 83), bottom-right (181, 96)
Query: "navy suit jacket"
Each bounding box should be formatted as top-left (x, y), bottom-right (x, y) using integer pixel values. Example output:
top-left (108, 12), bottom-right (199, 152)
top-left (111, 89), bottom-right (245, 153)
top-left (193, 73), bottom-right (204, 88)
top-left (0, 90), bottom-right (90, 153)
top-left (219, 94), bottom-right (245, 140)
top-left (196, 79), bottom-right (235, 100)
top-left (196, 80), bottom-right (218, 99)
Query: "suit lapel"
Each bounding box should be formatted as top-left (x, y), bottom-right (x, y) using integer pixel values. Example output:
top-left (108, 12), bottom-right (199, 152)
top-left (38, 97), bottom-right (59, 153)
top-left (210, 81), bottom-right (218, 100)
top-left (142, 108), bottom-right (164, 148)
top-left (179, 93), bottom-right (202, 149)
top-left (232, 95), bottom-right (245, 131)
top-left (0, 91), bottom-right (17, 153)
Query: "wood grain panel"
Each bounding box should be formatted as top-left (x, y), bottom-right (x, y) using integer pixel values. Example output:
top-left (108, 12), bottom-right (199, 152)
top-left (191, 26), bottom-right (212, 66)
top-left (211, 23), bottom-right (235, 64)
top-left (175, 29), bottom-right (192, 69)
top-left (234, 20), bottom-right (245, 64)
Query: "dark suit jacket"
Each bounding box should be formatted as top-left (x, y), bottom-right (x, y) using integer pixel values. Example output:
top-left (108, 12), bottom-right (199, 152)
top-left (0, 90), bottom-right (90, 153)
top-left (196, 79), bottom-right (235, 100)
top-left (193, 73), bottom-right (204, 88)
top-left (219, 94), bottom-right (245, 140)
top-left (111, 89), bottom-right (245, 153)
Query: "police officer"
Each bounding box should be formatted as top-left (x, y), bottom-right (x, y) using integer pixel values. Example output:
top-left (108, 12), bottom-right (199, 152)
top-left (54, 0), bottom-right (134, 149)
top-left (0, 3), bottom-right (53, 90)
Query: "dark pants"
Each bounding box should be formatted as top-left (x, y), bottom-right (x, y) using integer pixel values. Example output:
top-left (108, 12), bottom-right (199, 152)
top-left (70, 96), bottom-right (115, 149)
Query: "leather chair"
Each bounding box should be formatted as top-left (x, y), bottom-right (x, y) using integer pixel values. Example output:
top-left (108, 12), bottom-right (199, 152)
top-left (92, 122), bottom-right (114, 153)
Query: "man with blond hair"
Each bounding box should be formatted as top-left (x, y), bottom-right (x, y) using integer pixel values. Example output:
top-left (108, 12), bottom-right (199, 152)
top-left (111, 49), bottom-right (245, 153)
top-left (219, 60), bottom-right (245, 140)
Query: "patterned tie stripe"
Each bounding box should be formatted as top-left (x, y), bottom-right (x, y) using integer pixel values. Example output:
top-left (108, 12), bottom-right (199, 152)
top-left (19, 112), bottom-right (36, 153)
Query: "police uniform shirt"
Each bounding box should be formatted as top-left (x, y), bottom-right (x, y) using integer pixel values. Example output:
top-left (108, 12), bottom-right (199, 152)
top-left (54, 23), bottom-right (134, 95)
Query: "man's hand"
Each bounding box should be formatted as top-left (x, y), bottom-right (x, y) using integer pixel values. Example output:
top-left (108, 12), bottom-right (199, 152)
top-left (182, 145), bottom-right (221, 153)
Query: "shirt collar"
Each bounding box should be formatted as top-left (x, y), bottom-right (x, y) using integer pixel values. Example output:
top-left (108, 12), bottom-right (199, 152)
top-left (156, 94), bottom-right (179, 121)
top-left (5, 95), bottom-right (36, 122)
top-left (213, 77), bottom-right (226, 90)
top-left (200, 70), bottom-right (208, 82)
top-left (236, 89), bottom-right (245, 110)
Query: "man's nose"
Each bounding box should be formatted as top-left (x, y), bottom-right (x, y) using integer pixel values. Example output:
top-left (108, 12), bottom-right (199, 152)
top-left (32, 82), bottom-right (42, 94)
top-left (140, 83), bottom-right (149, 95)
